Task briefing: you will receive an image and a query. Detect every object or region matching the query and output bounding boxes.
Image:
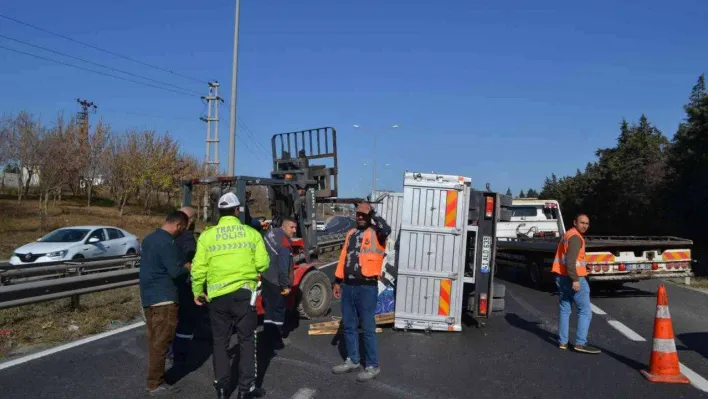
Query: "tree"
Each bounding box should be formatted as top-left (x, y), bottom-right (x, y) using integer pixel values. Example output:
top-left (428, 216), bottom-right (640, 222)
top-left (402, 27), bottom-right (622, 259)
top-left (3, 111), bottom-right (43, 201)
top-left (505, 187), bottom-right (512, 196)
top-left (518, 190), bottom-right (526, 199)
top-left (83, 119), bottom-right (110, 211)
top-left (526, 189), bottom-right (539, 197)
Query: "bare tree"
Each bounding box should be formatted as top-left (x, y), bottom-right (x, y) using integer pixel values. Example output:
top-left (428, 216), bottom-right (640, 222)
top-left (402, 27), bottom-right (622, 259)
top-left (83, 119), bottom-right (110, 211)
top-left (4, 111), bottom-right (43, 201)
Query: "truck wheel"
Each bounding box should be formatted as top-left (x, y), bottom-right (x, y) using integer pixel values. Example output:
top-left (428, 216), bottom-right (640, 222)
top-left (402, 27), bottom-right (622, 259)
top-left (528, 262), bottom-right (542, 290)
top-left (297, 270), bottom-right (332, 319)
top-left (492, 298), bottom-right (505, 312)
top-left (492, 283), bottom-right (506, 299)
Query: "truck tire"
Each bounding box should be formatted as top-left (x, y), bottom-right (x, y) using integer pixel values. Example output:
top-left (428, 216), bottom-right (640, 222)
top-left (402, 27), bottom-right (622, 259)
top-left (528, 262), bottom-right (542, 290)
top-left (297, 270), bottom-right (332, 319)
top-left (492, 298), bottom-right (505, 312)
top-left (492, 283), bottom-right (506, 299)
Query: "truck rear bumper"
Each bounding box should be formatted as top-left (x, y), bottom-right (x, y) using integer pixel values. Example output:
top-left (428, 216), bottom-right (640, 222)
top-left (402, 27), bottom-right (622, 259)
top-left (588, 271), bottom-right (693, 282)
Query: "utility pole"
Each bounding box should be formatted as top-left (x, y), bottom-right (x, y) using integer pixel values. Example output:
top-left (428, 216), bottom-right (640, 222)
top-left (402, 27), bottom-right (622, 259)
top-left (200, 81), bottom-right (223, 174)
top-left (353, 124), bottom-right (399, 199)
top-left (227, 0), bottom-right (241, 176)
top-left (76, 98), bottom-right (97, 138)
top-left (200, 81), bottom-right (223, 222)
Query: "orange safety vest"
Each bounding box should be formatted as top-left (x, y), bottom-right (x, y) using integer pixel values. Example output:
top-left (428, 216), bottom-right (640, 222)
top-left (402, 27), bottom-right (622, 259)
top-left (335, 228), bottom-right (386, 280)
top-left (552, 228), bottom-right (588, 277)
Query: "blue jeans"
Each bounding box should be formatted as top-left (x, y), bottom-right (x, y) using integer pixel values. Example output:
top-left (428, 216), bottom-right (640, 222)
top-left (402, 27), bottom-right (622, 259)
top-left (341, 284), bottom-right (379, 368)
top-left (555, 275), bottom-right (592, 346)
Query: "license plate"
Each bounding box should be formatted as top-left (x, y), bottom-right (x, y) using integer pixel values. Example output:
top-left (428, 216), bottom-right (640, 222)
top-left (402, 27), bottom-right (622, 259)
top-left (626, 263), bottom-right (652, 271)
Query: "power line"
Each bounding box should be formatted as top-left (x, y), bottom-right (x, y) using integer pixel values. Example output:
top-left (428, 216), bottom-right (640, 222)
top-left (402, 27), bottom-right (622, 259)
top-left (0, 13), bottom-right (208, 85)
top-left (0, 34), bottom-right (203, 96)
top-left (0, 45), bottom-right (199, 98)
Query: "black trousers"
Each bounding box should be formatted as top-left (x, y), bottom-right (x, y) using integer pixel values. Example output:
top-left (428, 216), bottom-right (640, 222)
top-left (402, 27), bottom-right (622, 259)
top-left (261, 280), bottom-right (286, 337)
top-left (173, 282), bottom-right (202, 359)
top-left (209, 288), bottom-right (258, 392)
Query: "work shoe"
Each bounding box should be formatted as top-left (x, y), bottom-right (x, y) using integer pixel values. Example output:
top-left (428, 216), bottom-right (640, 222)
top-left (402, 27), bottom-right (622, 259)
top-left (356, 366), bottom-right (380, 382)
top-left (332, 358), bottom-right (363, 374)
top-left (574, 344), bottom-right (601, 354)
top-left (213, 381), bottom-right (228, 399)
top-left (236, 387), bottom-right (265, 399)
top-left (559, 343), bottom-right (568, 350)
top-left (147, 384), bottom-right (181, 396)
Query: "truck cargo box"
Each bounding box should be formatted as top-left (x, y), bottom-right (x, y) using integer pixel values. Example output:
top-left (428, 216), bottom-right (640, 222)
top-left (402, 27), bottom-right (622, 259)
top-left (372, 191), bottom-right (404, 315)
top-left (393, 173), bottom-right (472, 332)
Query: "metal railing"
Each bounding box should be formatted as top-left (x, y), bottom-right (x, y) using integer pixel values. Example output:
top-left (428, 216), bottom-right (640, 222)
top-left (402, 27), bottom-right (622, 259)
top-left (0, 235), bottom-right (346, 310)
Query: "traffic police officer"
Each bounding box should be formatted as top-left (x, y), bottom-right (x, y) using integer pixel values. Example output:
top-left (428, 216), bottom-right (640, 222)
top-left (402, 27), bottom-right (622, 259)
top-left (191, 192), bottom-right (270, 399)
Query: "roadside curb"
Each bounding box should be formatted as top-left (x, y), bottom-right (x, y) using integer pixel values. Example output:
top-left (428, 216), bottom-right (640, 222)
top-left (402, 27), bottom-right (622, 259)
top-left (664, 279), bottom-right (708, 296)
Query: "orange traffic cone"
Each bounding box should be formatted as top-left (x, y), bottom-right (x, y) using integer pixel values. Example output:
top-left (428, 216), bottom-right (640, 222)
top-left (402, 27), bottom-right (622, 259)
top-left (640, 284), bottom-right (690, 384)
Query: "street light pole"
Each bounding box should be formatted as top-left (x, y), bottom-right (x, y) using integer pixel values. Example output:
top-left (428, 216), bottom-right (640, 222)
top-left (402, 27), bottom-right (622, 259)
top-left (227, 0), bottom-right (241, 176)
top-left (353, 124), bottom-right (398, 199)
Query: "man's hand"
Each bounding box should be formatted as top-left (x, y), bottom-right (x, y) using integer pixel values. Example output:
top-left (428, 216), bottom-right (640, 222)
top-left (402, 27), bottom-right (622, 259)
top-left (184, 262), bottom-right (192, 271)
top-left (280, 287), bottom-right (291, 296)
top-left (333, 283), bottom-right (341, 299)
top-left (194, 294), bottom-right (208, 306)
top-left (572, 281), bottom-right (580, 292)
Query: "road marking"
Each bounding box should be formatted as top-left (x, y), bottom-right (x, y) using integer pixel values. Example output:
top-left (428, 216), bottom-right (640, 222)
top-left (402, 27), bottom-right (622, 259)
top-left (591, 303), bottom-right (708, 392)
top-left (291, 387), bottom-right (317, 399)
top-left (606, 320), bottom-right (646, 342)
top-left (590, 303), bottom-right (607, 315)
top-left (680, 363), bottom-right (708, 393)
top-left (317, 261), bottom-right (337, 270)
top-left (0, 321), bottom-right (145, 371)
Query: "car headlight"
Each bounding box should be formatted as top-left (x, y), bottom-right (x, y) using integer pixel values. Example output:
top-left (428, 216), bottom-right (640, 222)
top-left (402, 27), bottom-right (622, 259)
top-left (47, 250), bottom-right (68, 258)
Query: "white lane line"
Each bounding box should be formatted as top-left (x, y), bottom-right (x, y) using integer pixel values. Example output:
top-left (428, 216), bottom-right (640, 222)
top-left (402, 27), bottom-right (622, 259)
top-left (590, 303), bottom-right (607, 315)
top-left (317, 261), bottom-right (337, 270)
top-left (592, 303), bottom-right (708, 392)
top-left (606, 320), bottom-right (647, 342)
top-left (0, 321), bottom-right (145, 371)
top-left (291, 387), bottom-right (317, 399)
top-left (680, 363), bottom-right (708, 393)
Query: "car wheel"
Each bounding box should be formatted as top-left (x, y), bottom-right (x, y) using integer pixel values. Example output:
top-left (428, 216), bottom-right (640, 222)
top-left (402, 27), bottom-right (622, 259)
top-left (72, 254), bottom-right (84, 260)
top-left (126, 248), bottom-right (136, 256)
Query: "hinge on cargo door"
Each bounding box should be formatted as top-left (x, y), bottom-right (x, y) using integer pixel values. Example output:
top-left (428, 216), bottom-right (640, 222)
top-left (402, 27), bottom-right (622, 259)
top-left (445, 317), bottom-right (455, 324)
top-left (454, 184), bottom-right (464, 191)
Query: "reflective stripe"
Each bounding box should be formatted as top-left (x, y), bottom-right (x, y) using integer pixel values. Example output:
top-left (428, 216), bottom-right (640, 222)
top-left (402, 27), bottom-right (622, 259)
top-left (361, 247), bottom-right (386, 256)
top-left (175, 333), bottom-right (194, 339)
top-left (653, 338), bottom-right (677, 353)
top-left (553, 258), bottom-right (586, 266)
top-left (264, 320), bottom-right (284, 326)
top-left (656, 305), bottom-right (671, 319)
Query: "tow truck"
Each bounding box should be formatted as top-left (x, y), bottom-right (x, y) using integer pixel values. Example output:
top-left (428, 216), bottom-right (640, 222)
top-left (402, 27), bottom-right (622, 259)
top-left (495, 198), bottom-right (694, 289)
top-left (181, 127), bottom-right (358, 319)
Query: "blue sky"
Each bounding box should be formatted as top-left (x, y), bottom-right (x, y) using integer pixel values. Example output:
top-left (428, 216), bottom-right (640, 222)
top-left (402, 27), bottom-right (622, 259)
top-left (1, 0), bottom-right (707, 198)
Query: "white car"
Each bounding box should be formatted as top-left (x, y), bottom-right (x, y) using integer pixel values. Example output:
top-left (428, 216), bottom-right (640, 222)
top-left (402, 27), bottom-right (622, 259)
top-left (9, 225), bottom-right (140, 266)
top-left (316, 220), bottom-right (326, 231)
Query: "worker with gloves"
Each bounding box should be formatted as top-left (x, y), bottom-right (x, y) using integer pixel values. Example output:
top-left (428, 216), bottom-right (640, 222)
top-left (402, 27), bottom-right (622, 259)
top-left (332, 202), bottom-right (391, 382)
top-left (262, 217), bottom-right (297, 349)
top-left (191, 192), bottom-right (270, 399)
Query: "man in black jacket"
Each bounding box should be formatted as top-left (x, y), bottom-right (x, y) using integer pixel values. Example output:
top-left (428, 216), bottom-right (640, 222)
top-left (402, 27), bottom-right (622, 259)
top-left (262, 217), bottom-right (297, 349)
top-left (171, 206), bottom-right (200, 365)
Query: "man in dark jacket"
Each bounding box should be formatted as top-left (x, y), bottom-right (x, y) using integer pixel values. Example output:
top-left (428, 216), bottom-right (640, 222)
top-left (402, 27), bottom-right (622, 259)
top-left (171, 206), bottom-right (200, 364)
top-left (139, 210), bottom-right (191, 396)
top-left (262, 217), bottom-right (297, 348)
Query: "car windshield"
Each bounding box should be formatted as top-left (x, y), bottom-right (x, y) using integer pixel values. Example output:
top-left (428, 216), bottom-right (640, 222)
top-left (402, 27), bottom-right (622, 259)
top-left (39, 229), bottom-right (91, 243)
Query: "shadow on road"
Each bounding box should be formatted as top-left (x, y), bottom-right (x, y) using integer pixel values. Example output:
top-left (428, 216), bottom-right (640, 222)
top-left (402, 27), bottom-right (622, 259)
top-left (165, 336), bottom-right (214, 386)
top-left (504, 313), bottom-right (649, 372)
top-left (590, 284), bottom-right (656, 298)
top-left (677, 332), bottom-right (708, 360)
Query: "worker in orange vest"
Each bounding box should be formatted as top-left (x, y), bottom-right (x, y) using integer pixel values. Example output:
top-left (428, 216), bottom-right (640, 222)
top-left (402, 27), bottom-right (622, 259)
top-left (552, 213), bottom-right (600, 354)
top-left (331, 202), bottom-right (391, 382)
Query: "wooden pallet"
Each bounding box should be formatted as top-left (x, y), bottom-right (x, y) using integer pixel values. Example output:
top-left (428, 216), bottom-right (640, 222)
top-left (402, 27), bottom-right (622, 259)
top-left (307, 312), bottom-right (394, 336)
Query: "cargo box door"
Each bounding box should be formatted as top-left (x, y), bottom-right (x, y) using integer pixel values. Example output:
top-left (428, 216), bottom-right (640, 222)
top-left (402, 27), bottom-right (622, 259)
top-left (394, 173), bottom-right (470, 332)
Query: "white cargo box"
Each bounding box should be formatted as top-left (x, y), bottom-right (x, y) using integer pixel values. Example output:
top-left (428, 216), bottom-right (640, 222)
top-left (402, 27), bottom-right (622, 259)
top-left (393, 172), bottom-right (472, 332)
top-left (372, 191), bottom-right (404, 315)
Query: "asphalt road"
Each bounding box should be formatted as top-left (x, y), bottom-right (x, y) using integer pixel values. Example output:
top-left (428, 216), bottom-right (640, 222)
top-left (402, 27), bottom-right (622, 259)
top-left (1, 270), bottom-right (707, 398)
top-left (318, 216), bottom-right (355, 236)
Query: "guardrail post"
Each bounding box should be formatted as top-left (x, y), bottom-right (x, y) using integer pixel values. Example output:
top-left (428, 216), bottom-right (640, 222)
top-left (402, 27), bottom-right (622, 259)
top-left (70, 266), bottom-right (83, 310)
top-left (685, 276), bottom-right (691, 286)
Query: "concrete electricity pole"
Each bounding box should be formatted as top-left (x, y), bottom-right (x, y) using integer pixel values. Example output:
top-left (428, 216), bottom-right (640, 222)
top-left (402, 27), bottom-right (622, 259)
top-left (200, 81), bottom-right (223, 174)
top-left (227, 0), bottom-right (241, 176)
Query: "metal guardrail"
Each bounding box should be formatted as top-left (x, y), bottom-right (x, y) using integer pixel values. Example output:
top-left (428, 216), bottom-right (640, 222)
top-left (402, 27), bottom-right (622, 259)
top-left (0, 236), bottom-right (346, 310)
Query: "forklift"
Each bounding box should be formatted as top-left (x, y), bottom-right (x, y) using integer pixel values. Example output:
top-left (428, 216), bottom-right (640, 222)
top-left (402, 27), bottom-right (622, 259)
top-left (181, 127), bottom-right (359, 319)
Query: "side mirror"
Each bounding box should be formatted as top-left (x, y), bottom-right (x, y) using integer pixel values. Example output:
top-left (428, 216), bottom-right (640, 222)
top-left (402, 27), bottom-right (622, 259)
top-left (88, 237), bottom-right (100, 244)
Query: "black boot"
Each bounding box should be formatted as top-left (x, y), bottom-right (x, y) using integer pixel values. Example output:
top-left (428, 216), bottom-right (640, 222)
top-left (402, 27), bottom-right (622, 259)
top-left (213, 381), bottom-right (229, 399)
top-left (236, 387), bottom-right (265, 399)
